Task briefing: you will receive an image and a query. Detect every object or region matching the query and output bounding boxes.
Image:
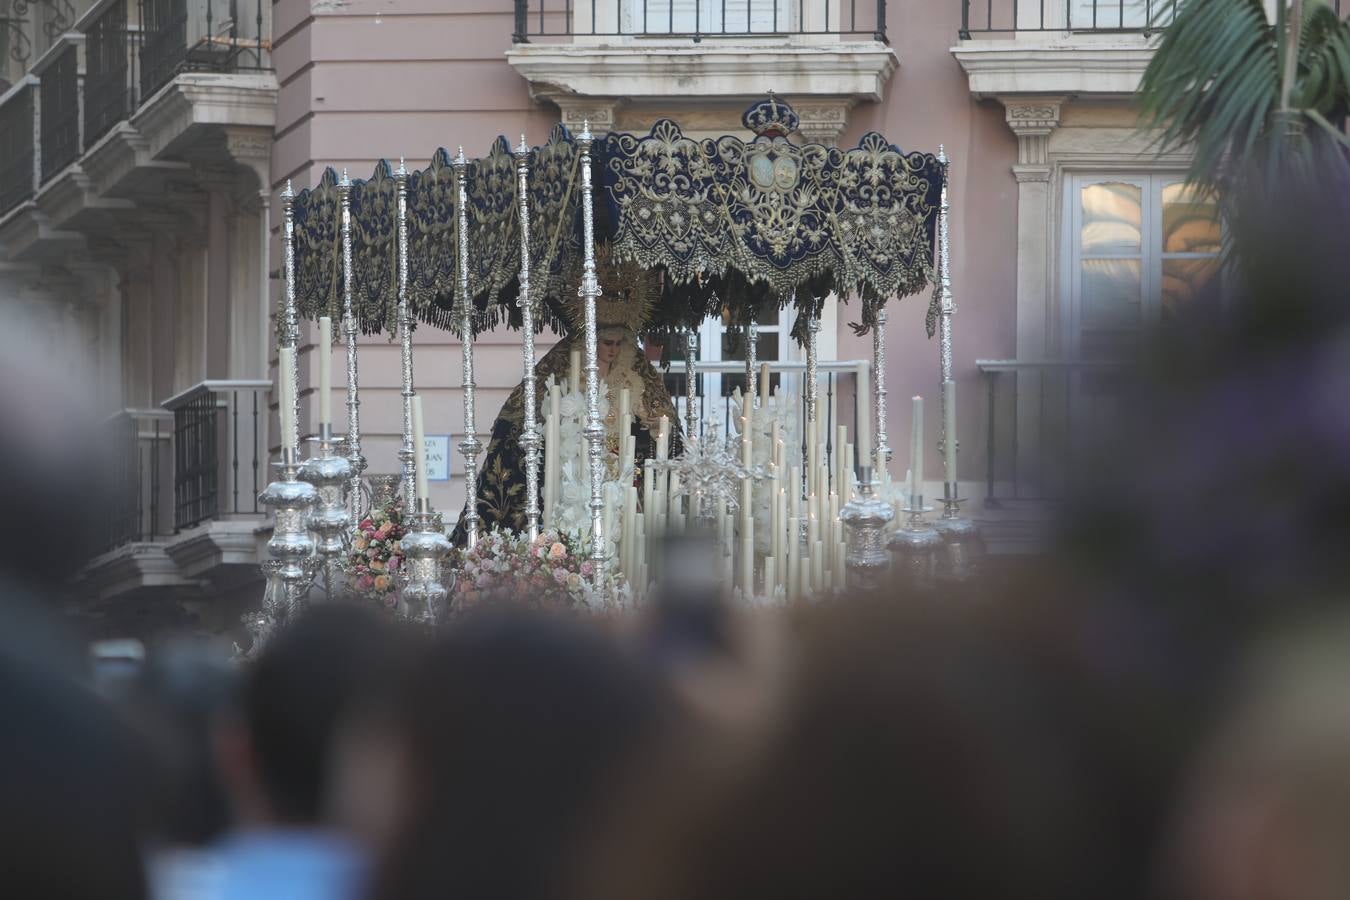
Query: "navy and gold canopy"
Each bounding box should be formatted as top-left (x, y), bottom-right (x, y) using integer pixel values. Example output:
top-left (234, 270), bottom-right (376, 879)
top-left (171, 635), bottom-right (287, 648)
top-left (289, 97), bottom-right (945, 341)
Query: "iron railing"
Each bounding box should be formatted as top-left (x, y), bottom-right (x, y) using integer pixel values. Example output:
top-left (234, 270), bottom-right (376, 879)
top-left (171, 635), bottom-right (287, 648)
top-left (102, 408), bottom-right (173, 552)
top-left (977, 359), bottom-right (1134, 503)
top-left (139, 0), bottom-right (269, 102)
top-left (38, 42), bottom-right (79, 182)
top-left (513, 0), bottom-right (886, 41)
top-left (961, 0), bottom-right (1345, 37)
top-left (163, 380), bottom-right (269, 532)
top-left (0, 81), bottom-right (36, 214)
top-left (84, 0), bottom-right (131, 148)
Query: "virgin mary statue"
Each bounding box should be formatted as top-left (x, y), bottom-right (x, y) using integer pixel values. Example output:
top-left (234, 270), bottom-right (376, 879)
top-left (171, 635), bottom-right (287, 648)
top-left (453, 246), bottom-right (683, 542)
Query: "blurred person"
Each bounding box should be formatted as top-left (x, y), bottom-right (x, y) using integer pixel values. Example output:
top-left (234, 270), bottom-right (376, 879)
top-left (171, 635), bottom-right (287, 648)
top-left (1170, 614), bottom-right (1350, 900)
top-left (0, 642), bottom-right (150, 899)
top-left (117, 638), bottom-right (238, 900)
top-left (210, 602), bottom-right (407, 900)
top-left (364, 608), bottom-right (681, 900)
top-left (583, 594), bottom-right (1183, 900)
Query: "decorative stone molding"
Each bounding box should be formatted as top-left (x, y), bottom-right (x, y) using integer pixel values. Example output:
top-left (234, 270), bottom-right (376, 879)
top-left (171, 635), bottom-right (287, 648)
top-left (795, 102), bottom-right (855, 146)
top-left (1000, 95), bottom-right (1065, 174)
top-left (554, 97), bottom-right (623, 134)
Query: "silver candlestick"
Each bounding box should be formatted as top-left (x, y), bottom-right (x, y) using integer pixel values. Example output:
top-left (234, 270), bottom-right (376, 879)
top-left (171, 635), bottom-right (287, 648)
top-left (299, 424), bottom-right (352, 600)
top-left (578, 121), bottom-right (607, 586)
top-left (746, 316), bottom-right (759, 410)
top-left (873, 306), bottom-right (891, 473)
top-left (259, 449), bottom-right (320, 623)
top-left (395, 159), bottom-right (417, 515)
top-left (888, 492), bottom-right (942, 591)
top-left (339, 170), bottom-right (367, 524)
top-left (840, 465), bottom-right (894, 590)
top-left (514, 135), bottom-right (542, 542)
top-left (453, 147), bottom-right (483, 549)
top-left (399, 500), bottom-right (452, 626)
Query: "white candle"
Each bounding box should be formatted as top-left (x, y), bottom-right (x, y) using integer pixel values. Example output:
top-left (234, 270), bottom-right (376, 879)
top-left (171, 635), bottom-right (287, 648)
top-left (618, 387), bottom-right (631, 436)
top-left (812, 540), bottom-right (824, 592)
top-left (800, 554), bottom-right (811, 599)
top-left (758, 361), bottom-right (771, 406)
top-left (787, 517), bottom-right (799, 602)
top-left (412, 394), bottom-right (429, 504)
top-left (844, 444), bottom-right (855, 500)
top-left (740, 527), bottom-right (754, 597)
top-left (318, 317), bottom-right (332, 426)
top-left (764, 556), bottom-right (776, 601)
top-left (943, 379), bottom-right (958, 486)
top-left (807, 509), bottom-right (819, 552)
top-left (856, 362), bottom-right (871, 470)
top-left (836, 541), bottom-right (847, 588)
top-left (643, 460), bottom-right (654, 527)
top-left (910, 395), bottom-right (924, 506)
top-left (570, 349), bottom-right (581, 394)
top-left (657, 415), bottom-right (669, 461)
top-left (623, 485), bottom-right (638, 578)
top-left (277, 347), bottom-right (295, 455)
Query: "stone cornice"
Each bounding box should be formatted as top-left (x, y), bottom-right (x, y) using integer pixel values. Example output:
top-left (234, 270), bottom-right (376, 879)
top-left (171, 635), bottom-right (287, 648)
top-left (951, 39), bottom-right (1154, 98)
top-left (507, 41), bottom-right (898, 103)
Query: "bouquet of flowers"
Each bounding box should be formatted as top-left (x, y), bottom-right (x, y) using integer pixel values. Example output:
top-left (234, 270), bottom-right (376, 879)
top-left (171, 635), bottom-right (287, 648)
top-left (450, 528), bottom-right (623, 612)
top-left (348, 503), bottom-right (408, 609)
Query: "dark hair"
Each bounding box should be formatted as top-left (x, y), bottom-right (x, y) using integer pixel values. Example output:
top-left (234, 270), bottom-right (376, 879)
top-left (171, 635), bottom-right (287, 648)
top-left (368, 609), bottom-right (679, 900)
top-left (243, 602), bottom-right (404, 824)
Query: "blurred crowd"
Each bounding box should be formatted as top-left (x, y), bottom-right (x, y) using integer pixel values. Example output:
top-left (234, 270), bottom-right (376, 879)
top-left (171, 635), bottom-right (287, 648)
top-left (6, 173), bottom-right (1350, 900)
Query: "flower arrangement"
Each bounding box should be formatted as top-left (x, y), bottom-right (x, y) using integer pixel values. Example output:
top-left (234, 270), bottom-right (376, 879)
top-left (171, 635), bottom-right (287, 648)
top-left (450, 528), bottom-right (625, 612)
top-left (348, 503), bottom-right (408, 608)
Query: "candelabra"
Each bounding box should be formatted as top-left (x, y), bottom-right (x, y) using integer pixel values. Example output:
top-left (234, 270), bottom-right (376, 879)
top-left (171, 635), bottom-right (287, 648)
top-left (453, 146), bottom-right (483, 549)
top-left (578, 122), bottom-right (607, 585)
top-left (888, 493), bottom-right (942, 591)
top-left (394, 159), bottom-right (418, 514)
top-left (514, 136), bottom-right (542, 542)
top-left (298, 424), bottom-right (353, 600)
top-left (339, 170), bottom-right (368, 523)
top-left (840, 466), bottom-right (894, 591)
top-left (399, 500), bottom-right (452, 626)
top-left (255, 450), bottom-right (320, 648)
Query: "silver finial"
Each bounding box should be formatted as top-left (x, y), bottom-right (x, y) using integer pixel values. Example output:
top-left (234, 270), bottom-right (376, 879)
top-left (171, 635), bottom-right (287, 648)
top-left (282, 178), bottom-right (294, 199)
top-left (579, 119), bottom-right (593, 142)
top-left (396, 156), bottom-right (407, 176)
top-left (455, 145), bottom-right (466, 164)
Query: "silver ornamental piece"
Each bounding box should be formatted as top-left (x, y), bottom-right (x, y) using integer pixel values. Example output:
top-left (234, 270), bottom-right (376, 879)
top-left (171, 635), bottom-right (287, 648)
top-left (281, 181), bottom-right (301, 457)
top-left (395, 160), bottom-right (417, 515)
top-left (933, 513), bottom-right (983, 582)
top-left (453, 147), bottom-right (483, 549)
top-left (652, 424), bottom-right (771, 523)
top-left (888, 517), bottom-right (943, 591)
top-left (298, 425), bottom-right (353, 600)
top-left (578, 123), bottom-right (607, 583)
top-left (399, 505), bottom-right (452, 626)
top-left (841, 467), bottom-right (895, 590)
top-left (805, 312), bottom-right (819, 429)
top-left (339, 170), bottom-right (367, 524)
top-left (514, 136), bottom-right (542, 542)
top-left (258, 452), bottom-right (320, 634)
top-left (873, 307), bottom-right (890, 472)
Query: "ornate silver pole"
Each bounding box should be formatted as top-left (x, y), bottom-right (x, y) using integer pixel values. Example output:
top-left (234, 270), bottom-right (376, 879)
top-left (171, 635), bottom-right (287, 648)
top-left (804, 312), bottom-right (819, 428)
top-left (578, 122), bottom-right (607, 584)
top-left (932, 145), bottom-right (980, 579)
top-left (685, 329), bottom-right (698, 442)
top-left (257, 449), bottom-right (318, 631)
top-left (339, 170), bottom-right (366, 524)
top-left (513, 136), bottom-right (542, 542)
top-left (872, 306), bottom-right (890, 475)
top-left (395, 159), bottom-right (417, 515)
top-left (745, 316), bottom-right (758, 411)
top-left (281, 180), bottom-right (300, 457)
top-left (453, 147), bottom-right (482, 549)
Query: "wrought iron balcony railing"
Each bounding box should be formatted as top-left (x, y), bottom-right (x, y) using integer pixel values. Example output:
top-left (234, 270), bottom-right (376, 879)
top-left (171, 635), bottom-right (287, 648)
top-left (84, 0), bottom-right (131, 148)
top-left (102, 408), bottom-right (173, 553)
top-left (39, 42), bottom-right (79, 182)
top-left (0, 80), bottom-right (36, 214)
top-left (163, 380), bottom-right (270, 533)
top-left (512, 0), bottom-right (887, 42)
top-left (960, 0), bottom-right (1344, 37)
top-left (139, 0), bottom-right (269, 104)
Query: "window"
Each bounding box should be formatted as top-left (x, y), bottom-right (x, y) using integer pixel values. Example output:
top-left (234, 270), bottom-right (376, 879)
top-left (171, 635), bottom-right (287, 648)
top-left (1066, 173), bottom-right (1221, 358)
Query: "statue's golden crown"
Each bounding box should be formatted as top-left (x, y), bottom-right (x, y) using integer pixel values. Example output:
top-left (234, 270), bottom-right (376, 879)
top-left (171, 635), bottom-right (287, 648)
top-left (562, 243), bottom-right (659, 333)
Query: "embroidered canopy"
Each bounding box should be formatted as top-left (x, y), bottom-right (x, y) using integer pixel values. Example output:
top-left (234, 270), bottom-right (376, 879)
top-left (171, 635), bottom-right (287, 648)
top-left (288, 98), bottom-right (945, 339)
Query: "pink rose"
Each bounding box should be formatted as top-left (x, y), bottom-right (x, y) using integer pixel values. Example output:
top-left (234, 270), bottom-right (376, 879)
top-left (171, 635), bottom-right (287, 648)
top-left (580, 561), bottom-right (594, 577)
top-left (549, 542), bottom-right (567, 561)
top-left (552, 567), bottom-right (567, 584)
top-left (357, 574), bottom-right (375, 590)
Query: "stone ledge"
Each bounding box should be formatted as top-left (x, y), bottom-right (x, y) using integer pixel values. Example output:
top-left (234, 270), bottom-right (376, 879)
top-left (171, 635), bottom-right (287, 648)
top-left (952, 38), bottom-right (1154, 97)
top-left (77, 541), bottom-right (191, 605)
top-left (508, 41), bottom-right (897, 104)
top-left (164, 516), bottom-right (268, 582)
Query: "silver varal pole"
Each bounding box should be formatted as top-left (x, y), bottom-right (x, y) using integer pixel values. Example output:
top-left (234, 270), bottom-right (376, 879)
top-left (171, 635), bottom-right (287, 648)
top-left (281, 180), bottom-right (300, 457)
top-left (684, 329), bottom-right (698, 442)
top-left (395, 159), bottom-right (417, 515)
top-left (453, 147), bottom-right (482, 549)
top-left (513, 136), bottom-right (542, 542)
top-left (872, 306), bottom-right (890, 476)
top-left (339, 170), bottom-right (366, 523)
top-left (578, 122), bottom-right (607, 584)
top-left (746, 316), bottom-right (758, 411)
top-left (932, 145), bottom-right (981, 578)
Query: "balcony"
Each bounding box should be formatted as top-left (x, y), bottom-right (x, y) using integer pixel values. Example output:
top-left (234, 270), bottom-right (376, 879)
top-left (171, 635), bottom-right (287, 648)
top-left (953, 0), bottom-right (1349, 97)
top-left (0, 0), bottom-right (274, 256)
top-left (506, 0), bottom-right (896, 141)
